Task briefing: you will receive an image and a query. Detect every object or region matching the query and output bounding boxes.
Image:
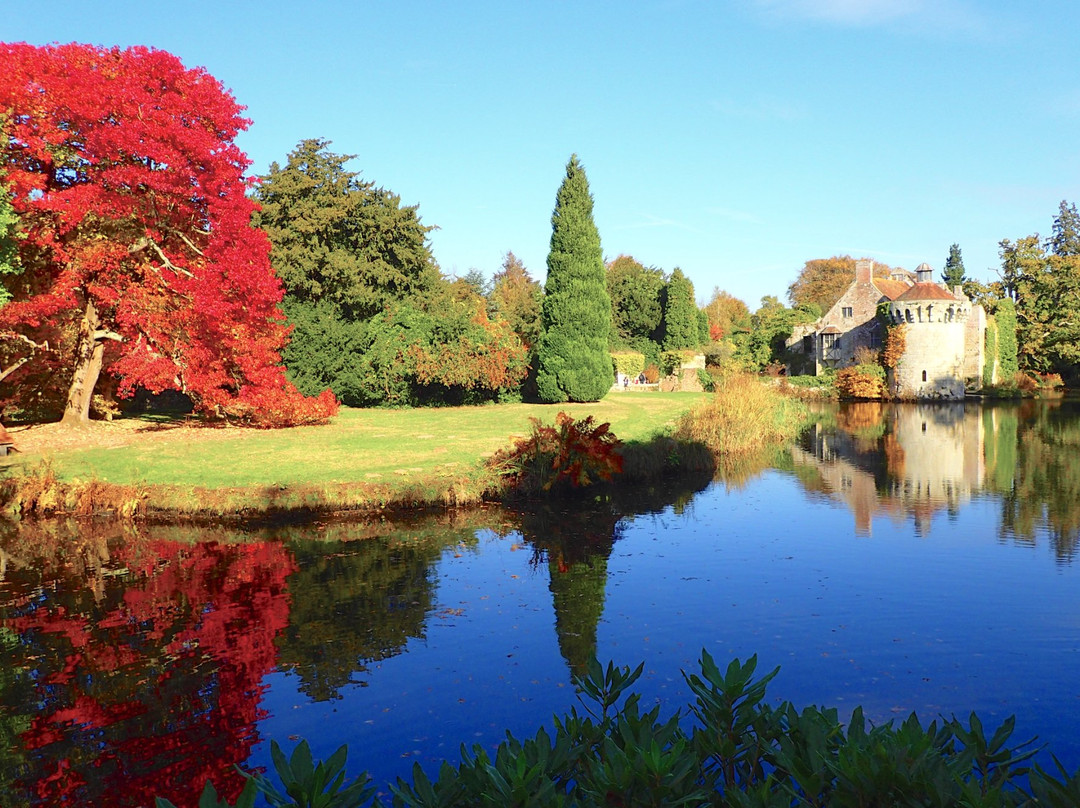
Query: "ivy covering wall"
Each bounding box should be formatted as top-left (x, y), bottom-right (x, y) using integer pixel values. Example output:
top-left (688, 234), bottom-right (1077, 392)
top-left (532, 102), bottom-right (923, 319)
top-left (983, 316), bottom-right (998, 387)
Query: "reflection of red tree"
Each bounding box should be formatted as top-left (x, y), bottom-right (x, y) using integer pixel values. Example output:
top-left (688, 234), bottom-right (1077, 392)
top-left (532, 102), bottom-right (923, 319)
top-left (6, 540), bottom-right (295, 807)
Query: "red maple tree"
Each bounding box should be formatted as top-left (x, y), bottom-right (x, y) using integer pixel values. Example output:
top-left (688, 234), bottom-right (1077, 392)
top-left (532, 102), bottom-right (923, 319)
top-left (0, 42), bottom-right (336, 426)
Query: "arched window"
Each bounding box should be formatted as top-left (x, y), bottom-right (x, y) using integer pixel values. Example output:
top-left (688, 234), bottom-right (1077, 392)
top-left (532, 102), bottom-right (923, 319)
top-left (905, 309), bottom-right (914, 323)
top-left (922, 370), bottom-right (927, 382)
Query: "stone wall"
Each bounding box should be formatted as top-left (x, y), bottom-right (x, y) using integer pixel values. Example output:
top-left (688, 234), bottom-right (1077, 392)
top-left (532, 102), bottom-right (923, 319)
top-left (963, 304), bottom-right (986, 388)
top-left (892, 320), bottom-right (967, 399)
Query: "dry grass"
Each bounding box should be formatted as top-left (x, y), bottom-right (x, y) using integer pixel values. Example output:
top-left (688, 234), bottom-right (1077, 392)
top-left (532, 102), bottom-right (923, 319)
top-left (674, 373), bottom-right (809, 456)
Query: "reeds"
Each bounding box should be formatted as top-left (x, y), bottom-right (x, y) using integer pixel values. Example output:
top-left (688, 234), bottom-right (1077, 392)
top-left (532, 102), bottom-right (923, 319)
top-left (674, 373), bottom-right (809, 456)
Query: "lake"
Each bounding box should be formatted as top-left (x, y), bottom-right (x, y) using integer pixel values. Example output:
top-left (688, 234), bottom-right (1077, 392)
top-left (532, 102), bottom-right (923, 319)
top-left (0, 399), bottom-right (1077, 806)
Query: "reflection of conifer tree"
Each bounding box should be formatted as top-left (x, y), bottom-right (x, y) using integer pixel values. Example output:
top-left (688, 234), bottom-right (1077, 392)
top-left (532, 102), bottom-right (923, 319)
top-left (513, 473), bottom-right (714, 678)
top-left (983, 406), bottom-right (1018, 493)
top-left (516, 502), bottom-right (620, 679)
top-left (547, 552), bottom-right (609, 678)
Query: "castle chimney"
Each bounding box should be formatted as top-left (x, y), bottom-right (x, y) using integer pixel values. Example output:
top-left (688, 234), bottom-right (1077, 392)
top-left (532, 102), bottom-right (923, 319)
top-left (855, 259), bottom-right (873, 283)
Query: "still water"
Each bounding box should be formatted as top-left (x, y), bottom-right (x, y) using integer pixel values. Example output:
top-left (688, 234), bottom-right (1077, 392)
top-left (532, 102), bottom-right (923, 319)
top-left (0, 400), bottom-right (1078, 806)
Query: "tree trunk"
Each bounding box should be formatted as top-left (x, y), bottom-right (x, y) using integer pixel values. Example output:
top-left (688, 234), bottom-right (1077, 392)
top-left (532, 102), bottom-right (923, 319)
top-left (61, 301), bottom-right (105, 427)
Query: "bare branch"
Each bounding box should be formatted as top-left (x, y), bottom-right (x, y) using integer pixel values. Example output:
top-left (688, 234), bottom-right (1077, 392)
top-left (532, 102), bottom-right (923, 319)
top-left (93, 329), bottom-right (123, 342)
top-left (0, 356), bottom-right (30, 384)
top-left (128, 236), bottom-right (194, 278)
top-left (176, 231), bottom-right (205, 257)
top-left (0, 332), bottom-right (51, 383)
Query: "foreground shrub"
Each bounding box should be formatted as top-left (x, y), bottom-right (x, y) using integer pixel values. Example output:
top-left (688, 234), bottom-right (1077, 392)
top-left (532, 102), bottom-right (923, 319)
top-left (162, 650), bottom-right (1080, 807)
top-left (835, 364), bottom-right (886, 400)
top-left (486, 412), bottom-right (623, 496)
top-left (675, 373), bottom-right (809, 456)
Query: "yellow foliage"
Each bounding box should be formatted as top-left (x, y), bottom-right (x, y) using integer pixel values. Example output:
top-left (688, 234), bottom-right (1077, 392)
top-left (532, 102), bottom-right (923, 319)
top-left (882, 323), bottom-right (906, 369)
top-left (836, 367), bottom-right (885, 400)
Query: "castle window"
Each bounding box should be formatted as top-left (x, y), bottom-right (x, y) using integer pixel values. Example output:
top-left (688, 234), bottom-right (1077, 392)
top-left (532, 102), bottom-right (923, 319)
top-left (822, 333), bottom-right (840, 356)
top-left (922, 370), bottom-right (927, 382)
top-left (905, 309), bottom-right (914, 323)
top-left (842, 306), bottom-right (853, 318)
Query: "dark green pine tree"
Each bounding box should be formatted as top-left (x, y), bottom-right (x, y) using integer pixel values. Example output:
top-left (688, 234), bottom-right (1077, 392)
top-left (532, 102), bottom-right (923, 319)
top-left (1047, 200), bottom-right (1080, 256)
top-left (535, 155), bottom-right (612, 402)
top-left (661, 267), bottom-right (700, 350)
top-left (942, 243), bottom-right (966, 288)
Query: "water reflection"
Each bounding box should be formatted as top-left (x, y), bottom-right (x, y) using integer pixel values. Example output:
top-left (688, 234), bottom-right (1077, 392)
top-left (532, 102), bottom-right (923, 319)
top-left (0, 471), bottom-right (713, 807)
top-left (1, 401), bottom-right (1077, 806)
top-left (0, 522), bottom-right (293, 807)
top-left (791, 400), bottom-right (1080, 560)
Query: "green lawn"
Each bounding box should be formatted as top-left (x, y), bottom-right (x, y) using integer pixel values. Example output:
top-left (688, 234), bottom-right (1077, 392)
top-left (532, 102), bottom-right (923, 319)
top-left (33, 394), bottom-right (706, 489)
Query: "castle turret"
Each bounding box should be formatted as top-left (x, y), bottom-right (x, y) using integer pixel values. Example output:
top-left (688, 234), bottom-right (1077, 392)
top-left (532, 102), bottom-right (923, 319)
top-left (886, 265), bottom-right (979, 400)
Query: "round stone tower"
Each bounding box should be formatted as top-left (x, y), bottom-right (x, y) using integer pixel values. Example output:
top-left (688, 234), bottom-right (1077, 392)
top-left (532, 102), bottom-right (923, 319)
top-left (886, 263), bottom-right (969, 399)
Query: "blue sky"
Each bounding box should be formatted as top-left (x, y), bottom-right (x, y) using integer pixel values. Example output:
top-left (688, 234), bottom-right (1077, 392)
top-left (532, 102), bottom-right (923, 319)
top-left (4, 1), bottom-right (1078, 308)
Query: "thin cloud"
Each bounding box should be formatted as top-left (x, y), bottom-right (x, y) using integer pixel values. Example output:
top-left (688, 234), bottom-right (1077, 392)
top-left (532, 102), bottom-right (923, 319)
top-left (754, 0), bottom-right (923, 26)
top-left (749, 0), bottom-right (998, 39)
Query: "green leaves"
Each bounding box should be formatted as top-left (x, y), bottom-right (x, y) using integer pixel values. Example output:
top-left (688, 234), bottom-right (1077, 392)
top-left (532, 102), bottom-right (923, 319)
top-left (155, 779), bottom-right (258, 808)
top-left (243, 739), bottom-right (376, 808)
top-left (159, 650), bottom-right (1080, 807)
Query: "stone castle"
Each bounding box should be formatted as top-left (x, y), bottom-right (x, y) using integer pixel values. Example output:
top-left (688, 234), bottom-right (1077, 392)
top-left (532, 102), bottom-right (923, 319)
top-left (787, 259), bottom-right (986, 400)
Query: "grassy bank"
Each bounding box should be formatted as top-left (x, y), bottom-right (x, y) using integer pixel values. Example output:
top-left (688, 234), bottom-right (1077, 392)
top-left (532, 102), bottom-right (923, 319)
top-left (2, 394), bottom-right (709, 518)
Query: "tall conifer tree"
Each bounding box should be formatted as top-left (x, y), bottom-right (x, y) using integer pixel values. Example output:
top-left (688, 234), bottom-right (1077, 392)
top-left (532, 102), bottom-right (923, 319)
top-left (535, 155), bottom-right (612, 402)
top-left (661, 267), bottom-right (700, 350)
top-left (942, 243), bottom-right (966, 287)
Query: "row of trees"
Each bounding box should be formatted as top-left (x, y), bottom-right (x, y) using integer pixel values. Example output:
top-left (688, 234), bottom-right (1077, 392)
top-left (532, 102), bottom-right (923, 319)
top-left (995, 201), bottom-right (1080, 380)
top-left (255, 144), bottom-right (722, 408)
top-left (7, 44), bottom-right (1071, 424)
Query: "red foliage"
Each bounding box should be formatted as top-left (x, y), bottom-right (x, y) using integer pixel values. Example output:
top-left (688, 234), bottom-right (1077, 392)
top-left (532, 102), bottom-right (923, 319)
top-left (488, 412), bottom-right (624, 493)
top-left (0, 43), bottom-right (336, 426)
top-left (4, 538), bottom-right (296, 807)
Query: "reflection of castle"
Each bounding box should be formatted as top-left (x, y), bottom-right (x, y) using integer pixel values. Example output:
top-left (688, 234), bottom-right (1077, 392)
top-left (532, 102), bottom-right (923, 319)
top-left (793, 403), bottom-right (984, 535)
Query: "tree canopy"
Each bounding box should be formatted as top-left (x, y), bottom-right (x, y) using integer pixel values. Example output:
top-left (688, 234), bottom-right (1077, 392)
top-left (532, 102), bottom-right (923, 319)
top-left (0, 43), bottom-right (335, 426)
top-left (253, 139), bottom-right (440, 319)
top-left (606, 255), bottom-right (665, 348)
top-left (535, 155), bottom-right (612, 403)
top-left (998, 200), bottom-right (1080, 379)
top-left (702, 288), bottom-right (751, 341)
top-left (786, 256), bottom-right (902, 314)
top-left (491, 251), bottom-right (542, 349)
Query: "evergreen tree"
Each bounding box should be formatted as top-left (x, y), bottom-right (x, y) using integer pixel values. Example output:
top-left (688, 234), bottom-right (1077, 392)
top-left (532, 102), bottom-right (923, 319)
top-left (606, 254), bottom-right (665, 347)
top-left (942, 243), bottom-right (966, 287)
top-left (254, 138), bottom-right (440, 319)
top-left (661, 267), bottom-right (700, 350)
top-left (1047, 200), bottom-right (1080, 256)
top-left (535, 155), bottom-right (612, 402)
